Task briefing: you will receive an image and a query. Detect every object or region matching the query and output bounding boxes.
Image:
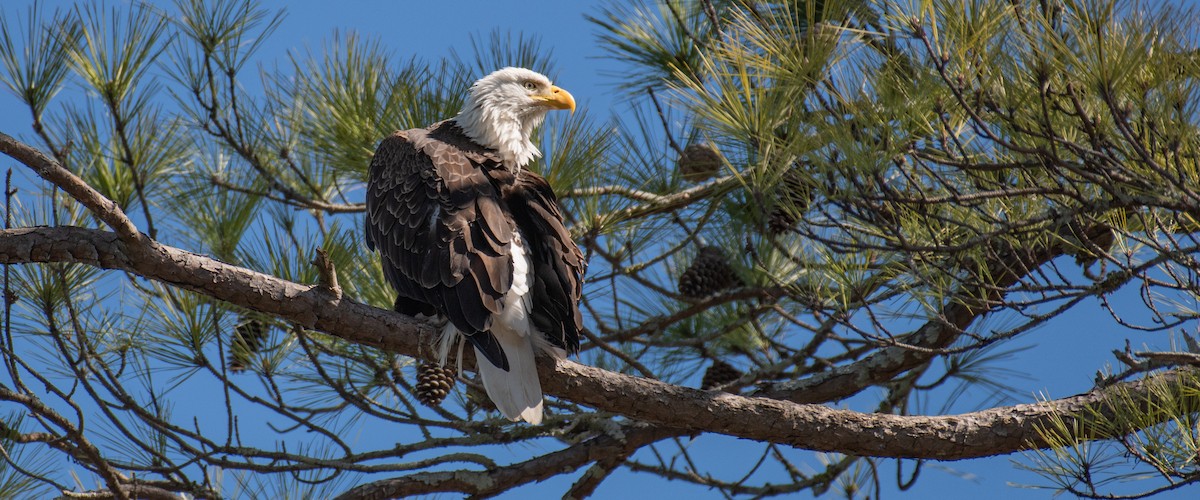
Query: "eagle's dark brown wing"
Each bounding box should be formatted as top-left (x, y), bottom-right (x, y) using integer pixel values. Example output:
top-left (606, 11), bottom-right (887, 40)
top-left (365, 121), bottom-right (515, 369)
top-left (505, 171), bottom-right (586, 354)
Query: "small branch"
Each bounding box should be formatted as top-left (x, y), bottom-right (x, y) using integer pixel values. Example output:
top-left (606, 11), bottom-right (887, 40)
top-left (647, 86), bottom-right (684, 157)
top-left (563, 184), bottom-right (668, 203)
top-left (563, 449), bottom-right (634, 500)
top-left (0, 132), bottom-right (142, 243)
top-left (333, 424), bottom-right (675, 499)
top-left (106, 98), bottom-right (158, 239)
top-left (756, 230), bottom-right (1063, 403)
top-left (700, 0), bottom-right (722, 35)
top-left (0, 386), bottom-right (130, 500)
top-left (311, 248), bottom-right (342, 300)
top-left (3, 169), bottom-right (15, 384)
top-left (589, 174), bottom-right (739, 230)
top-left (1133, 351), bottom-right (1200, 367)
top-left (56, 483), bottom-right (194, 500)
top-left (210, 174), bottom-right (364, 213)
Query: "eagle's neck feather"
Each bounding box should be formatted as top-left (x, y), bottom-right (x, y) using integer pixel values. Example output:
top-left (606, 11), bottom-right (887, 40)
top-left (454, 101), bottom-right (544, 171)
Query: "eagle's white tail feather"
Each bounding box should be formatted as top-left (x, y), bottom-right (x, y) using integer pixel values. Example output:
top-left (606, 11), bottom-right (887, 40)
top-left (431, 232), bottom-right (546, 424)
top-left (478, 233), bottom-right (545, 424)
top-left (475, 330), bottom-right (543, 424)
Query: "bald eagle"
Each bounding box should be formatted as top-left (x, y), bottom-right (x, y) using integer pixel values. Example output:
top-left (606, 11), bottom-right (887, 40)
top-left (365, 67), bottom-right (585, 424)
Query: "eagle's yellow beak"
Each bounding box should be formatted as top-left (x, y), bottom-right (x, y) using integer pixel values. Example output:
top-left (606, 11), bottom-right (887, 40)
top-left (535, 85), bottom-right (576, 114)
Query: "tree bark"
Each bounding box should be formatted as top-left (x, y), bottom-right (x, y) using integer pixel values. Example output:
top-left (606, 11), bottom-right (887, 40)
top-left (1, 225), bottom-right (1195, 460)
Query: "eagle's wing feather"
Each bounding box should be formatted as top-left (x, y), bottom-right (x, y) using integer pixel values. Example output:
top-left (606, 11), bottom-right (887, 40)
top-left (365, 126), bottom-right (514, 369)
top-left (506, 171), bottom-right (586, 354)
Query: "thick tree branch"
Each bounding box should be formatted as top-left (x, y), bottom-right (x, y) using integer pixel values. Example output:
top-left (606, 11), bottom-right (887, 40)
top-left (1, 225), bottom-right (1197, 460)
top-left (0, 225), bottom-right (432, 355)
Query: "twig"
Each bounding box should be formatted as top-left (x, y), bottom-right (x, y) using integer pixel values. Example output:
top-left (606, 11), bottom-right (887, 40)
top-left (563, 452), bottom-right (631, 500)
top-left (333, 424), bottom-right (675, 500)
top-left (647, 86), bottom-right (684, 157)
top-left (3, 169), bottom-right (15, 379)
top-left (664, 2), bottom-right (708, 52)
top-left (209, 174), bottom-right (364, 213)
top-left (106, 97), bottom-right (158, 239)
top-left (700, 0), bottom-right (722, 35)
top-left (579, 328), bottom-right (657, 379)
top-left (312, 248), bottom-right (342, 300)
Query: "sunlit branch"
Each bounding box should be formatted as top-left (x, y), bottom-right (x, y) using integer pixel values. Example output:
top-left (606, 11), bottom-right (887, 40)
top-left (0, 131), bottom-right (141, 243)
top-left (2, 223), bottom-right (1197, 459)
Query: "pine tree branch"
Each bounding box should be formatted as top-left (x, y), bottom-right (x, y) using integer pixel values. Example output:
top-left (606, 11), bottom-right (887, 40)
top-left (562, 184), bottom-right (668, 203)
top-left (209, 173), bottom-right (364, 213)
top-left (1, 225), bottom-right (1199, 460)
top-left (563, 451), bottom-right (634, 500)
top-left (595, 174), bottom-right (740, 227)
top-left (754, 234), bottom-right (1063, 404)
top-left (0, 131), bottom-right (141, 243)
top-left (0, 387), bottom-right (131, 500)
top-left (331, 424), bottom-right (674, 500)
top-left (56, 483), bottom-right (201, 500)
top-left (7, 130), bottom-right (1200, 498)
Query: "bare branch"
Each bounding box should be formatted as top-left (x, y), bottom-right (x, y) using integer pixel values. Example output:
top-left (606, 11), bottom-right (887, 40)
top-left (590, 174), bottom-right (740, 229)
top-left (756, 233), bottom-right (1063, 403)
top-left (311, 248), bottom-right (342, 299)
top-left (0, 131), bottom-right (142, 243)
top-left (56, 483), bottom-right (202, 500)
top-left (562, 184), bottom-right (668, 203)
top-left (333, 425), bottom-right (675, 499)
top-left (209, 174), bottom-right (364, 213)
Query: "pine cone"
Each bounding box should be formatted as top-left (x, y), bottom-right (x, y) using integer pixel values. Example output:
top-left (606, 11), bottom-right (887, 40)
top-left (678, 246), bottom-right (743, 298)
top-left (414, 362), bottom-right (456, 407)
top-left (701, 359), bottom-right (741, 390)
top-left (229, 316), bottom-right (270, 373)
top-left (678, 143), bottom-right (721, 182)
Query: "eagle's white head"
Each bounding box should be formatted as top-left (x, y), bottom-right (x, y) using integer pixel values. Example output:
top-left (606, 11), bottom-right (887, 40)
top-left (454, 67), bottom-right (576, 169)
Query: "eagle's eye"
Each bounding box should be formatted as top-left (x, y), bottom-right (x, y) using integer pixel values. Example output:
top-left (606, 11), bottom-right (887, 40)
top-left (522, 81), bottom-right (537, 91)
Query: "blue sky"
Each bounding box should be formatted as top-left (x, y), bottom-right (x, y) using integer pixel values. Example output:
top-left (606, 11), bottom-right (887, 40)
top-left (1, 0), bottom-right (1199, 499)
